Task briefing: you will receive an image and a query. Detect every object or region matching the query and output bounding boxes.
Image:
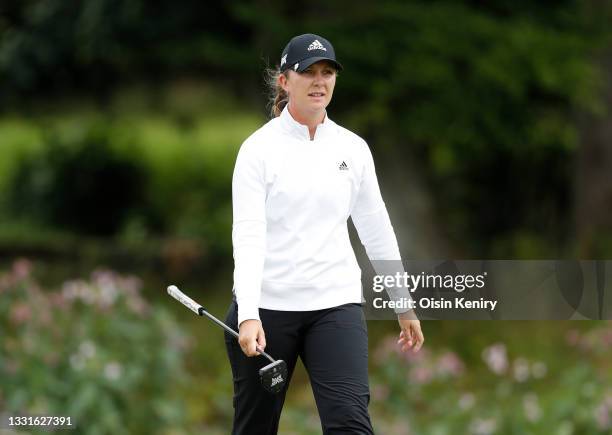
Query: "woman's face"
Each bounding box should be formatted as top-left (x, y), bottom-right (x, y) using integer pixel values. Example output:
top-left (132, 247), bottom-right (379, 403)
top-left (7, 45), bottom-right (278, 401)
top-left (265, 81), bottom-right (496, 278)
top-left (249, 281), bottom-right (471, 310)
top-left (280, 60), bottom-right (337, 116)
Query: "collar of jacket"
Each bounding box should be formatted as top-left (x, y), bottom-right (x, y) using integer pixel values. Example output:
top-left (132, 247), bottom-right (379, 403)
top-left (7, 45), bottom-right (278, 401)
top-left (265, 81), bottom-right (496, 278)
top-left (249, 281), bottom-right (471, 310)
top-left (279, 105), bottom-right (335, 141)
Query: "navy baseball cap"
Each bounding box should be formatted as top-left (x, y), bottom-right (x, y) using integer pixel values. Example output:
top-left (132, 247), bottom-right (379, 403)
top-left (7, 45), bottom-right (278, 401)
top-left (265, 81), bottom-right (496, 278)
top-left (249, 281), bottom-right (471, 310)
top-left (280, 34), bottom-right (343, 73)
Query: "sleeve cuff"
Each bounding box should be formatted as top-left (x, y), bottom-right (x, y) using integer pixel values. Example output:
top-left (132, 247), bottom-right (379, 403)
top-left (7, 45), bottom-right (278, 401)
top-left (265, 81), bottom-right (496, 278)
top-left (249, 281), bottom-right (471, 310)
top-left (237, 304), bottom-right (261, 326)
top-left (388, 288), bottom-right (415, 314)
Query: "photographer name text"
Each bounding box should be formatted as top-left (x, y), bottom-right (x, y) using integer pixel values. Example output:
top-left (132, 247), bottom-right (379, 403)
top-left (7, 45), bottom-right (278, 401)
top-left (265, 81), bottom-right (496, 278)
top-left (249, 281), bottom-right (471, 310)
top-left (373, 296), bottom-right (498, 311)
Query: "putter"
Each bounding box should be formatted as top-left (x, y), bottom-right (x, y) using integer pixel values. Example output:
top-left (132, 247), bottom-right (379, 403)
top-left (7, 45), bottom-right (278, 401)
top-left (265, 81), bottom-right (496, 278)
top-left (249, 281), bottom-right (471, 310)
top-left (166, 285), bottom-right (287, 394)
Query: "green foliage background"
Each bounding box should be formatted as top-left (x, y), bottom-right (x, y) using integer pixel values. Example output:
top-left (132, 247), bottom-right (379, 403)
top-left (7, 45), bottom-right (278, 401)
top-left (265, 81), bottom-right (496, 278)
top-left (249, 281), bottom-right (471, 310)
top-left (2, 0), bottom-right (611, 258)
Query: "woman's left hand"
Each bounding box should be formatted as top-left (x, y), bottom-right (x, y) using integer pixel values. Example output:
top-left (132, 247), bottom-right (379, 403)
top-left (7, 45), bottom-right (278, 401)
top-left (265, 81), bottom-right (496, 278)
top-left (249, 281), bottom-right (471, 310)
top-left (397, 310), bottom-right (424, 352)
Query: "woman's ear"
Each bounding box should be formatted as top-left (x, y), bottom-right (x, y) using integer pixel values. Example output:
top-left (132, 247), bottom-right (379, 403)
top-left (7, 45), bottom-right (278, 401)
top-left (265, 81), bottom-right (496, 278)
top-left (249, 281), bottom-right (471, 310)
top-left (278, 72), bottom-right (289, 93)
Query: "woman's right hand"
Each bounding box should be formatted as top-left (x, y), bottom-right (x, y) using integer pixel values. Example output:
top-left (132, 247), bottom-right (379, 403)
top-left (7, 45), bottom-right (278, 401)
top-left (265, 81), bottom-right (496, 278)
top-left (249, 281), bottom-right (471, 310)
top-left (238, 319), bottom-right (267, 357)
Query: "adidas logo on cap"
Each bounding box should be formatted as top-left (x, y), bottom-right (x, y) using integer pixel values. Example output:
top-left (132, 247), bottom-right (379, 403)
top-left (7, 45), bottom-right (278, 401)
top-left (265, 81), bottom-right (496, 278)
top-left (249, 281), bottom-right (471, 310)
top-left (281, 54), bottom-right (287, 66)
top-left (308, 40), bottom-right (327, 51)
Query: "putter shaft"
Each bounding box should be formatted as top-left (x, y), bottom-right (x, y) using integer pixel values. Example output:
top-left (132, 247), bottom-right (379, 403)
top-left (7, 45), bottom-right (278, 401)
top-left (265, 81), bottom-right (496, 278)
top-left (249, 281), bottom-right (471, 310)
top-left (167, 285), bottom-right (275, 363)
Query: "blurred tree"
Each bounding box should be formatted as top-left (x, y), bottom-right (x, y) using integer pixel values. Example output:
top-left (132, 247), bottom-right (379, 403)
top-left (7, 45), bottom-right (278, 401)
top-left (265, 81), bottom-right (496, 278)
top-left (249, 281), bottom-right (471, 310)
top-left (1, 0), bottom-right (611, 258)
top-left (323, 0), bottom-right (609, 257)
top-left (0, 0), bottom-right (255, 103)
top-left (9, 129), bottom-right (148, 236)
top-left (576, 50), bottom-right (612, 258)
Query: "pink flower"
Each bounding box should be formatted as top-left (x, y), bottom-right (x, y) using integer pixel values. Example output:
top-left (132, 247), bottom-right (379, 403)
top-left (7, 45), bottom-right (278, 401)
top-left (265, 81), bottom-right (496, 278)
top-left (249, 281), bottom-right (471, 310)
top-left (49, 291), bottom-right (69, 310)
top-left (10, 302), bottom-right (31, 325)
top-left (62, 281), bottom-right (80, 300)
top-left (79, 341), bottom-right (96, 359)
top-left (595, 402), bottom-right (610, 430)
top-left (12, 258), bottom-right (32, 280)
top-left (410, 366), bottom-right (433, 385)
top-left (120, 276), bottom-right (143, 294)
top-left (513, 358), bottom-right (530, 383)
top-left (531, 361), bottom-right (547, 379)
top-left (437, 351), bottom-right (465, 377)
top-left (104, 362), bottom-right (123, 381)
top-left (482, 343), bottom-right (508, 375)
top-left (566, 329), bottom-right (580, 346)
top-left (602, 329), bottom-right (612, 347)
top-left (374, 336), bottom-right (400, 364)
top-left (398, 345), bottom-right (430, 364)
top-left (523, 393), bottom-right (542, 422)
top-left (92, 269), bottom-right (117, 286)
top-left (469, 417), bottom-right (497, 435)
top-left (128, 296), bottom-right (149, 316)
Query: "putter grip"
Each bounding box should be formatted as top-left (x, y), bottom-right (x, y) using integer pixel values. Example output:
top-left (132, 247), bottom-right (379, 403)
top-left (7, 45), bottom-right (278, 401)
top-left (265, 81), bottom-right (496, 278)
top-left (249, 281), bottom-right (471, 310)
top-left (167, 285), bottom-right (203, 315)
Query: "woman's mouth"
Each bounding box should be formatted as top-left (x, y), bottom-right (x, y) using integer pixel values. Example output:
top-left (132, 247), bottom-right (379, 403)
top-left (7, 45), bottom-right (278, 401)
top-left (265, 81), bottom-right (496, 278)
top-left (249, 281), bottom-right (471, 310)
top-left (308, 92), bottom-right (325, 98)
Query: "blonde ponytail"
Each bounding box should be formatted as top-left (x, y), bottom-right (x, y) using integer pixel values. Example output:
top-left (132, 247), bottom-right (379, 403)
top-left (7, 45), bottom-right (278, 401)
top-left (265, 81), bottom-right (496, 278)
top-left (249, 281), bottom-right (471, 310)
top-left (264, 67), bottom-right (289, 118)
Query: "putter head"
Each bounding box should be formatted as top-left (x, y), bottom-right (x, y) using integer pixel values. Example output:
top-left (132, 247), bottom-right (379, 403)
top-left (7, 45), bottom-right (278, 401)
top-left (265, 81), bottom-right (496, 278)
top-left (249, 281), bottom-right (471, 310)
top-left (259, 360), bottom-right (287, 394)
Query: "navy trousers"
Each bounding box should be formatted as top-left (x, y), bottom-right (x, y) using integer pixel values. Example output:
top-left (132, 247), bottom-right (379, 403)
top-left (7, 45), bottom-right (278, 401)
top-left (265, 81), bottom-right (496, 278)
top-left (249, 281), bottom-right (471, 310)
top-left (224, 300), bottom-right (375, 435)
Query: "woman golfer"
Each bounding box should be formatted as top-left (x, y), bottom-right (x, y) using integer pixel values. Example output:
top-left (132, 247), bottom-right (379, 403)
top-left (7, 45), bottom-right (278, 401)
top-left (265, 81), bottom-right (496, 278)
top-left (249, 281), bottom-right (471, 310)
top-left (225, 33), bottom-right (424, 434)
